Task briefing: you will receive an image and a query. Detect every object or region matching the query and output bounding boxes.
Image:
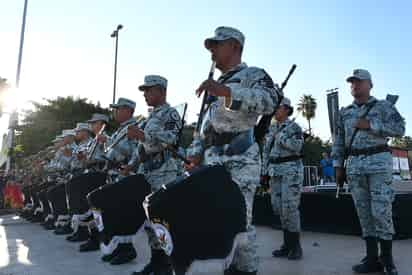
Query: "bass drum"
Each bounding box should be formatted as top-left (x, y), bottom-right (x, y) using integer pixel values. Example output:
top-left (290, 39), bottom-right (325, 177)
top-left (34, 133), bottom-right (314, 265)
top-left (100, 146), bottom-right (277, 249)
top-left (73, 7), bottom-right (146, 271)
top-left (87, 174), bottom-right (151, 238)
top-left (66, 172), bottom-right (107, 214)
top-left (146, 165), bottom-right (246, 269)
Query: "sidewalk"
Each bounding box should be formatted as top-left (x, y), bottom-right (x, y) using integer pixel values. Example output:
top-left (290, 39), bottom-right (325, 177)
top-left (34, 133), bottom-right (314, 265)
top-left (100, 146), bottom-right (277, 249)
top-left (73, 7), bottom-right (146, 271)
top-left (0, 214), bottom-right (410, 275)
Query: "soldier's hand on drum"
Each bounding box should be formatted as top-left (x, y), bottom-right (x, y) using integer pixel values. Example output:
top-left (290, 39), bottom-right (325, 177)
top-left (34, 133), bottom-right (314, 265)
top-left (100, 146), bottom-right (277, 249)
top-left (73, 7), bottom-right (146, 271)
top-left (196, 79), bottom-right (231, 98)
top-left (184, 156), bottom-right (201, 171)
top-left (119, 165), bottom-right (132, 176)
top-left (354, 118), bottom-right (370, 130)
top-left (128, 125), bottom-right (145, 141)
top-left (77, 152), bottom-right (86, 160)
top-left (97, 134), bottom-right (107, 144)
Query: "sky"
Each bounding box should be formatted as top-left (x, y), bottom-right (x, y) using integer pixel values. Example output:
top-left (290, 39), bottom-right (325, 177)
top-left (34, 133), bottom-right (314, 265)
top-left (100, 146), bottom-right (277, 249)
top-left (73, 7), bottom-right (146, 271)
top-left (0, 0), bottom-right (411, 146)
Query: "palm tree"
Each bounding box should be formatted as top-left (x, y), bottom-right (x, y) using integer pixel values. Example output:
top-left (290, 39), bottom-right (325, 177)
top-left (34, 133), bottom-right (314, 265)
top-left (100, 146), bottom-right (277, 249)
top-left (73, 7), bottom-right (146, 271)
top-left (297, 94), bottom-right (317, 135)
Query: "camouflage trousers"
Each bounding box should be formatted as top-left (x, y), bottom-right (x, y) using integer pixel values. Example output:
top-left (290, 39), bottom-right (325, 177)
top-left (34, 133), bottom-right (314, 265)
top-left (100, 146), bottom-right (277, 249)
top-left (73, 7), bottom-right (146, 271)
top-left (269, 172), bottom-right (303, 232)
top-left (230, 183), bottom-right (259, 272)
top-left (203, 143), bottom-right (261, 272)
top-left (347, 172), bottom-right (395, 240)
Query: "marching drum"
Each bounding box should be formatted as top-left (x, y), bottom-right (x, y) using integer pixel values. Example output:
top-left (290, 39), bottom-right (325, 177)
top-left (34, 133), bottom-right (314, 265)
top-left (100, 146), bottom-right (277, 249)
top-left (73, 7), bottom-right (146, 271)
top-left (145, 165), bottom-right (247, 269)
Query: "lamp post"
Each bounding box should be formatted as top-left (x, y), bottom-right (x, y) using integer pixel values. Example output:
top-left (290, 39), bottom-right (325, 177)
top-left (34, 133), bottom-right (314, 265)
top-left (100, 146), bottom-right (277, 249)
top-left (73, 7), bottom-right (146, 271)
top-left (6, 0), bottom-right (28, 174)
top-left (110, 24), bottom-right (123, 104)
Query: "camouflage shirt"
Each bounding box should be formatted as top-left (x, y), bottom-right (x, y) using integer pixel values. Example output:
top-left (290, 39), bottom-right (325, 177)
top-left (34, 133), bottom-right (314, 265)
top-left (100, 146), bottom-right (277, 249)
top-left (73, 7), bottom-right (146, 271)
top-left (262, 119), bottom-right (304, 176)
top-left (71, 138), bottom-right (92, 170)
top-left (105, 118), bottom-right (137, 164)
top-left (332, 96), bottom-right (405, 174)
top-left (189, 62), bottom-right (280, 157)
top-left (129, 103), bottom-right (181, 167)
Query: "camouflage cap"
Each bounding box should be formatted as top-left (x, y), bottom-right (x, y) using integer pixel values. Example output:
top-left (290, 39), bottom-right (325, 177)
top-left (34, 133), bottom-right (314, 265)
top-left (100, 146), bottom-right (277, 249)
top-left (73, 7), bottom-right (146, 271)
top-left (280, 97), bottom-right (292, 107)
top-left (61, 129), bottom-right (76, 137)
top-left (109, 97), bottom-right (136, 109)
top-left (87, 113), bottom-right (109, 123)
top-left (138, 75), bottom-right (168, 91)
top-left (346, 69), bottom-right (373, 83)
top-left (205, 26), bottom-right (245, 50)
top-left (75, 122), bottom-right (92, 133)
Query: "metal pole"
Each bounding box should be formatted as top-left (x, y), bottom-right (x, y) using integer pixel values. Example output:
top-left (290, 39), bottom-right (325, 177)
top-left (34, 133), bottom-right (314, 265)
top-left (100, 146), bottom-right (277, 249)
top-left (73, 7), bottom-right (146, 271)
top-left (112, 34), bottom-right (119, 104)
top-left (16, 0), bottom-right (29, 88)
top-left (7, 0), bottom-right (28, 174)
top-left (111, 24), bottom-right (123, 104)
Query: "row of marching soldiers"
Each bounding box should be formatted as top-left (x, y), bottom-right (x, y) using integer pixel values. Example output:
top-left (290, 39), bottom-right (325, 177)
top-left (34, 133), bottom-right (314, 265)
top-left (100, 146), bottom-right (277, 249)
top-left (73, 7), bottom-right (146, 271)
top-left (18, 25), bottom-right (404, 275)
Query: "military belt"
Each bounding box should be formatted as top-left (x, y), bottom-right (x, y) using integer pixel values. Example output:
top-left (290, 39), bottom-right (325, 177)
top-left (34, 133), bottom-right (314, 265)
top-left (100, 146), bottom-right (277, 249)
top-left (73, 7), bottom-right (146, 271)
top-left (346, 145), bottom-right (390, 157)
top-left (204, 129), bottom-right (254, 156)
top-left (269, 155), bottom-right (303, 164)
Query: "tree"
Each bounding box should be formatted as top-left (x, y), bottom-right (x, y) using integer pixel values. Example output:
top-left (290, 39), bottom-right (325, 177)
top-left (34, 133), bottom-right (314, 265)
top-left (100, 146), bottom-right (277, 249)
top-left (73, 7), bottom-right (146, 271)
top-left (297, 94), bottom-right (317, 135)
top-left (16, 96), bottom-right (115, 156)
top-left (302, 134), bottom-right (331, 166)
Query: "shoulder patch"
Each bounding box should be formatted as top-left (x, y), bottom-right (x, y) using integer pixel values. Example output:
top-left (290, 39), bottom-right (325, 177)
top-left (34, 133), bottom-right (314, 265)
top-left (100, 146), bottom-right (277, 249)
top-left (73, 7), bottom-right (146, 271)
top-left (169, 110), bottom-right (180, 122)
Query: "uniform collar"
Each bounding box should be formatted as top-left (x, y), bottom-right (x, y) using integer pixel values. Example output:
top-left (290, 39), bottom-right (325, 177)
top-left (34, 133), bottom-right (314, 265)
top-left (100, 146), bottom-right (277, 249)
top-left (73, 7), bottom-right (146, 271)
top-left (277, 118), bottom-right (291, 127)
top-left (350, 96), bottom-right (377, 108)
top-left (220, 62), bottom-right (248, 78)
top-left (120, 117), bottom-right (135, 127)
top-left (152, 103), bottom-right (170, 113)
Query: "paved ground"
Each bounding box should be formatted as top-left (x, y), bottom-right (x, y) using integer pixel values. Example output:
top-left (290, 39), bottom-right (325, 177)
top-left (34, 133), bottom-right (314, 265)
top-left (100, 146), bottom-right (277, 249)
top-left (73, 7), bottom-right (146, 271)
top-left (0, 214), bottom-right (410, 275)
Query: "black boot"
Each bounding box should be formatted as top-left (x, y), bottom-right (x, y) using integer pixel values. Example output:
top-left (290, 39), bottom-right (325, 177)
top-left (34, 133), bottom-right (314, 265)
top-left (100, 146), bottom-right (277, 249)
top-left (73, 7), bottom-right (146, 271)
top-left (30, 212), bottom-right (43, 223)
top-left (380, 239), bottom-right (398, 275)
top-left (110, 243), bottom-right (137, 265)
top-left (352, 237), bottom-right (384, 273)
top-left (287, 231), bottom-right (303, 260)
top-left (79, 229), bottom-right (100, 252)
top-left (272, 230), bottom-right (290, 258)
top-left (66, 226), bottom-right (89, 242)
top-left (54, 223), bottom-right (73, 235)
top-left (43, 218), bottom-right (56, 230)
top-left (132, 249), bottom-right (174, 275)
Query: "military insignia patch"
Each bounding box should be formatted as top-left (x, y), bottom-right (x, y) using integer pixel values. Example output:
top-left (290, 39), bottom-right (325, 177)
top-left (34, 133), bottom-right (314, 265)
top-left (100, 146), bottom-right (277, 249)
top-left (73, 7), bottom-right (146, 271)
top-left (152, 222), bottom-right (174, 256)
top-left (170, 111), bottom-right (180, 122)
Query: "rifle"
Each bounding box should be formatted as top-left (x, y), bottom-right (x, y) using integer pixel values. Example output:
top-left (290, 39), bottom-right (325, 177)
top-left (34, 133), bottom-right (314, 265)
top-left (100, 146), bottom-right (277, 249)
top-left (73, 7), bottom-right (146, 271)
top-left (194, 61), bottom-right (216, 135)
top-left (86, 123), bottom-right (106, 161)
top-left (254, 64), bottom-right (297, 142)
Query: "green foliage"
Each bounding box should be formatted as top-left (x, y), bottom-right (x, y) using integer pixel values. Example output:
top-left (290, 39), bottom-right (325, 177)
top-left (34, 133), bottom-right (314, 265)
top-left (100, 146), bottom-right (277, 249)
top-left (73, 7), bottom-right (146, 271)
top-left (16, 96), bottom-right (115, 156)
top-left (297, 94), bottom-right (317, 134)
top-left (302, 135), bottom-right (331, 166)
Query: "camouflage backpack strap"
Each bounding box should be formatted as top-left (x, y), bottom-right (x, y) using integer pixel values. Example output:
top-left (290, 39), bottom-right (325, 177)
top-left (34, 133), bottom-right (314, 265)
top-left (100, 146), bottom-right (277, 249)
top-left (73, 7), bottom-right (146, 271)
top-left (345, 100), bottom-right (378, 158)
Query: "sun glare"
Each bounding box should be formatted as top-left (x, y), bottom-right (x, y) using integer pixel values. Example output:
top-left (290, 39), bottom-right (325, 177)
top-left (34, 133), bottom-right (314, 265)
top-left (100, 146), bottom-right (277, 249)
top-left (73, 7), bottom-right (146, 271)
top-left (1, 87), bottom-right (32, 113)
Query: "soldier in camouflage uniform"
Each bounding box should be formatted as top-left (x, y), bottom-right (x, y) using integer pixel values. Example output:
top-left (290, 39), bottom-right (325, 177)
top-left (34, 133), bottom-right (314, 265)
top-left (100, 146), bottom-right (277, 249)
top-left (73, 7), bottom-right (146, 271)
top-left (49, 129), bottom-right (78, 235)
top-left (58, 129), bottom-right (78, 172)
top-left (130, 75), bottom-right (182, 275)
top-left (98, 98), bottom-right (138, 177)
top-left (186, 26), bottom-right (280, 275)
top-left (261, 97), bottom-right (304, 260)
top-left (78, 113), bottom-right (110, 253)
top-left (85, 113), bottom-right (110, 166)
top-left (332, 69), bottom-right (405, 275)
top-left (88, 98), bottom-right (138, 264)
top-left (70, 123), bottom-right (93, 174)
